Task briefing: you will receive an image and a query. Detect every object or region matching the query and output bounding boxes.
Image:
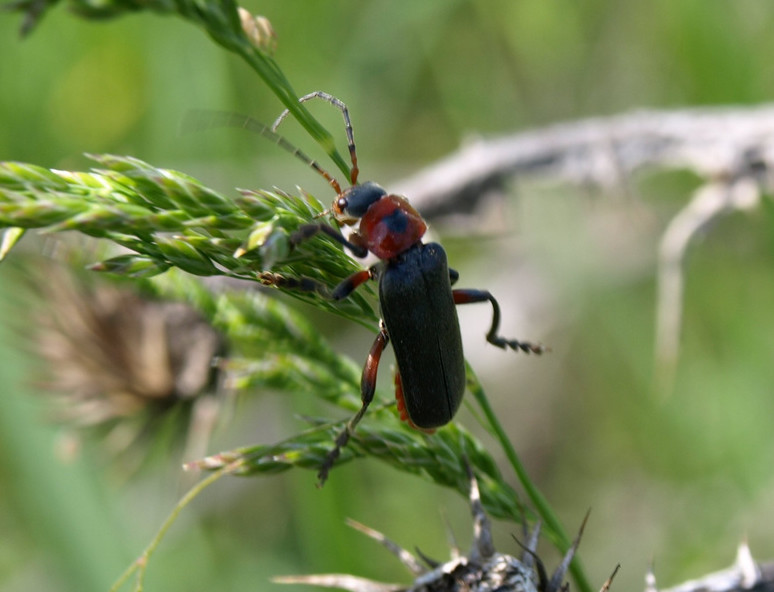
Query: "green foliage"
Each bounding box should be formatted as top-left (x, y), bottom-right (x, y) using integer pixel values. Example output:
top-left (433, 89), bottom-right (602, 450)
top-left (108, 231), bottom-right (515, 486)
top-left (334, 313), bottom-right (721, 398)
top-left (0, 155), bottom-right (376, 322)
top-left (10, 2), bottom-right (774, 592)
top-left (5, 0), bottom-right (351, 178)
top-left (0, 154), bottom-right (587, 591)
top-left (0, 0), bottom-right (596, 588)
top-left (0, 149), bottom-right (530, 522)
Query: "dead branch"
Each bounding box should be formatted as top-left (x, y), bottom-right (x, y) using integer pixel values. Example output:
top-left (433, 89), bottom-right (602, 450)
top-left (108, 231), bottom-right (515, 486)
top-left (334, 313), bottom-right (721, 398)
top-left (393, 106), bottom-right (774, 387)
top-left (394, 105), bottom-right (774, 215)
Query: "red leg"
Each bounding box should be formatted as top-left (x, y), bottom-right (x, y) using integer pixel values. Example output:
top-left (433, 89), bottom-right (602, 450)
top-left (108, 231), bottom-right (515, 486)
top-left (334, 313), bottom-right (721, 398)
top-left (259, 268), bottom-right (374, 302)
top-left (318, 324), bottom-right (389, 485)
top-left (331, 268), bottom-right (375, 300)
top-left (261, 250), bottom-right (374, 301)
top-left (453, 289), bottom-right (547, 354)
top-left (394, 371), bottom-right (409, 423)
top-left (394, 371), bottom-right (435, 434)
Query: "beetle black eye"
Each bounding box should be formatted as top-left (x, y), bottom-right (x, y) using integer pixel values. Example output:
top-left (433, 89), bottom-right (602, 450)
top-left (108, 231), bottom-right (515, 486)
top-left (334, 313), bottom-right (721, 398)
top-left (341, 182), bottom-right (387, 218)
top-left (336, 197), bottom-right (349, 211)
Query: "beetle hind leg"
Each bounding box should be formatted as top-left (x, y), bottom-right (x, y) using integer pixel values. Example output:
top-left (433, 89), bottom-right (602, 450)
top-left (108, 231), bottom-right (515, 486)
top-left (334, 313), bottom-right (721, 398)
top-left (394, 372), bottom-right (410, 424)
top-left (318, 325), bottom-right (390, 486)
top-left (394, 372), bottom-right (435, 433)
top-left (453, 288), bottom-right (548, 354)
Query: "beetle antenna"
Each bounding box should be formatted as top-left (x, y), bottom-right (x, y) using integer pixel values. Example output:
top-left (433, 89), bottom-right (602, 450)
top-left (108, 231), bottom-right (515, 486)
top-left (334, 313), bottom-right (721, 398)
top-left (181, 109), bottom-right (343, 196)
top-left (271, 91), bottom-right (359, 186)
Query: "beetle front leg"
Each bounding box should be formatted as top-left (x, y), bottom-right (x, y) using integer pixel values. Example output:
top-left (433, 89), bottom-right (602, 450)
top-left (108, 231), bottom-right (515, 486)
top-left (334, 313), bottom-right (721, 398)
top-left (291, 223), bottom-right (368, 258)
top-left (318, 323), bottom-right (390, 486)
top-left (453, 289), bottom-right (547, 354)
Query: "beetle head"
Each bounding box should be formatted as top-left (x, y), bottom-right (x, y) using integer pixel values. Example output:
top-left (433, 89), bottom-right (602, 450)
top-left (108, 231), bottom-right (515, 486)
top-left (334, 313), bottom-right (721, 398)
top-left (332, 181), bottom-right (387, 225)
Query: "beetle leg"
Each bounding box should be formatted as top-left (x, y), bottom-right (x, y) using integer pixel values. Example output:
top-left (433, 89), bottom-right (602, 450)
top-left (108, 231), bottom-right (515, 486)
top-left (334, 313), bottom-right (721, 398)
top-left (290, 223), bottom-right (368, 258)
top-left (394, 371), bottom-right (410, 423)
top-left (452, 289), bottom-right (547, 354)
top-left (448, 267), bottom-right (460, 286)
top-left (331, 266), bottom-right (377, 300)
top-left (394, 371), bottom-right (436, 433)
top-left (271, 225), bottom-right (372, 301)
top-left (262, 266), bottom-right (376, 301)
top-left (261, 261), bottom-right (376, 302)
top-left (258, 271), bottom-right (329, 295)
top-left (318, 324), bottom-right (390, 485)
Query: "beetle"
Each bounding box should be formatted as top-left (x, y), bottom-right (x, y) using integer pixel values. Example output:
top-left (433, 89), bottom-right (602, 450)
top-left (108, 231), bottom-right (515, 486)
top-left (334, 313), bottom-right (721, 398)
top-left (190, 92), bottom-right (546, 484)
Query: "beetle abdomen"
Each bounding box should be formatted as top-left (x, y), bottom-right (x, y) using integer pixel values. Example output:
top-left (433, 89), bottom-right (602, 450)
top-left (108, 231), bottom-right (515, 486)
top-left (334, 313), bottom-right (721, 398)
top-left (379, 242), bottom-right (465, 429)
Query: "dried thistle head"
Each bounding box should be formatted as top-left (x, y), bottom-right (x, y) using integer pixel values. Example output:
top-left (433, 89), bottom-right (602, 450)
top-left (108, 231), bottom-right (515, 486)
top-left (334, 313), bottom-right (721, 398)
top-left (19, 260), bottom-right (225, 463)
top-left (275, 467), bottom-right (611, 592)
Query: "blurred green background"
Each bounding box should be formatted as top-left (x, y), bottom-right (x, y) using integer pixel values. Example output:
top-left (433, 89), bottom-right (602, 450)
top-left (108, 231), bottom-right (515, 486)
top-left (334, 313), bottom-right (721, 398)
top-left (3, 1), bottom-right (774, 591)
